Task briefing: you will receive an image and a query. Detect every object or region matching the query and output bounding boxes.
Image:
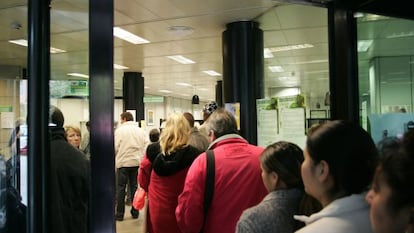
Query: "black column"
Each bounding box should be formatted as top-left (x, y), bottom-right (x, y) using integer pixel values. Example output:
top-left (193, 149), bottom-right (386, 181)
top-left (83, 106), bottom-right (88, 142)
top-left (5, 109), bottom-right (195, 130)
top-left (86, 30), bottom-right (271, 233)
top-left (90, 0), bottom-right (115, 232)
top-left (215, 80), bottom-right (223, 107)
top-left (27, 0), bottom-right (50, 232)
top-left (222, 21), bottom-right (264, 144)
top-left (328, 2), bottom-right (359, 123)
top-left (123, 72), bottom-right (145, 122)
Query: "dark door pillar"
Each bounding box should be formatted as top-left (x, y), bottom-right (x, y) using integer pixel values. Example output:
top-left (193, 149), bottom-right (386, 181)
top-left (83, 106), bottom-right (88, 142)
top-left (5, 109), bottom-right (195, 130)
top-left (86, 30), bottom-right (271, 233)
top-left (222, 21), bottom-right (264, 144)
top-left (328, 2), bottom-right (359, 123)
top-left (123, 72), bottom-right (145, 122)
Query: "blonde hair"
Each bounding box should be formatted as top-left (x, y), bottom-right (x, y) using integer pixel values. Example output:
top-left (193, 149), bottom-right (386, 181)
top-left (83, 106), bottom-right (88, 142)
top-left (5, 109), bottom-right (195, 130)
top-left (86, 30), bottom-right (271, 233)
top-left (64, 126), bottom-right (81, 137)
top-left (160, 113), bottom-right (191, 155)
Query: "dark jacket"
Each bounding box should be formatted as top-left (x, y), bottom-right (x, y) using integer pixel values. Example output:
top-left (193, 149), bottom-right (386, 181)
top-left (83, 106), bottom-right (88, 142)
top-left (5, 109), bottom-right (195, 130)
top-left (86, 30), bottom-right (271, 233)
top-left (49, 127), bottom-right (90, 233)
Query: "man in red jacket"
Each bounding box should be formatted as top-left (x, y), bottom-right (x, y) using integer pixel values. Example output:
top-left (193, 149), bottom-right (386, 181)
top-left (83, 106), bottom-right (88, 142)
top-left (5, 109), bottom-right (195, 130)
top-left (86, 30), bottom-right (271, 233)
top-left (176, 108), bottom-right (267, 233)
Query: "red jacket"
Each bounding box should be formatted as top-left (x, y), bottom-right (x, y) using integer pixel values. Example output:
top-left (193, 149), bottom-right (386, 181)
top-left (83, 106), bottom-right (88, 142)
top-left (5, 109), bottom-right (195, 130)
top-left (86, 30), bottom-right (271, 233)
top-left (176, 134), bottom-right (267, 233)
top-left (148, 145), bottom-right (202, 233)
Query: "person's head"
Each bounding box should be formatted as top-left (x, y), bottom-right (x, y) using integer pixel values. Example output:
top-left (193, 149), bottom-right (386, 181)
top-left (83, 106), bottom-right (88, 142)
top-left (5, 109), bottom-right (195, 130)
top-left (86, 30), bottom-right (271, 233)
top-left (202, 101), bottom-right (218, 121)
top-left (149, 128), bottom-right (160, 143)
top-left (301, 120), bottom-right (378, 206)
top-left (120, 112), bottom-right (134, 123)
top-left (204, 108), bottom-right (237, 140)
top-left (65, 126), bottom-right (82, 148)
top-left (159, 113), bottom-right (191, 155)
top-left (183, 112), bottom-right (195, 128)
top-left (49, 105), bottom-right (64, 127)
top-left (85, 121), bottom-right (90, 131)
top-left (365, 148), bottom-right (414, 233)
top-left (260, 141), bottom-right (304, 192)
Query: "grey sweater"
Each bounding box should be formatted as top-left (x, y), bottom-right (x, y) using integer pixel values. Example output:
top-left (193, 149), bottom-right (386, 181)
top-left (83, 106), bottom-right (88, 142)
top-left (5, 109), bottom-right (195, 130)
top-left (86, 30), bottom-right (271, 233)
top-left (236, 188), bottom-right (303, 233)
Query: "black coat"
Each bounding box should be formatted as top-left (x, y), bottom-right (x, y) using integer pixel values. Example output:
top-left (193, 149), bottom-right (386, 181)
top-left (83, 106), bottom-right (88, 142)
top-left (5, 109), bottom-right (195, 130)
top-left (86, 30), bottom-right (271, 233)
top-left (49, 127), bottom-right (90, 233)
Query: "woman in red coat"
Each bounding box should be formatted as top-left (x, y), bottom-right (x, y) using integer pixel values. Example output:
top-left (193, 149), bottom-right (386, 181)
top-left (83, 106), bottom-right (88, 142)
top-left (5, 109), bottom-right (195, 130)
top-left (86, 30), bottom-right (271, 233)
top-left (147, 113), bottom-right (202, 233)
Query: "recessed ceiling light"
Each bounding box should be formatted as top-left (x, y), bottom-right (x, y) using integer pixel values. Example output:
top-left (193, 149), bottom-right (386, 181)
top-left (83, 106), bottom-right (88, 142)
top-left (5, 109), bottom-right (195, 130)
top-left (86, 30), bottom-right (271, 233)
top-left (287, 59), bottom-right (328, 65)
top-left (176, 82), bottom-right (192, 87)
top-left (9, 39), bottom-right (66, 53)
top-left (305, 70), bottom-right (329, 74)
top-left (167, 55), bottom-right (195, 64)
top-left (67, 73), bottom-right (89, 78)
top-left (113, 27), bottom-right (150, 44)
top-left (269, 44), bottom-right (314, 52)
top-left (264, 48), bottom-right (274, 58)
top-left (144, 86), bottom-right (150, 89)
top-left (158, 89), bottom-right (172, 93)
top-left (197, 88), bottom-right (209, 91)
top-left (268, 66), bottom-right (284, 72)
top-left (179, 93), bottom-right (191, 97)
top-left (202, 70), bottom-right (221, 76)
top-left (357, 40), bottom-right (373, 52)
top-left (114, 64), bottom-right (129, 70)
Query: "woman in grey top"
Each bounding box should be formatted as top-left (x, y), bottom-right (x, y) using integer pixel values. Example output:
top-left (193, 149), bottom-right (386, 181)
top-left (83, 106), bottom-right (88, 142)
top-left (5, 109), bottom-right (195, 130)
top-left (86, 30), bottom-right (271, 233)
top-left (236, 141), bottom-right (321, 233)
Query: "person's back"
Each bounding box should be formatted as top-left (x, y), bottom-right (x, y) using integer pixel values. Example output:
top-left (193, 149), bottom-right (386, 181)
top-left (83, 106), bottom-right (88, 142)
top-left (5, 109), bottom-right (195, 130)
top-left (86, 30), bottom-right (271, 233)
top-left (49, 106), bottom-right (90, 233)
top-left (176, 109), bottom-right (267, 233)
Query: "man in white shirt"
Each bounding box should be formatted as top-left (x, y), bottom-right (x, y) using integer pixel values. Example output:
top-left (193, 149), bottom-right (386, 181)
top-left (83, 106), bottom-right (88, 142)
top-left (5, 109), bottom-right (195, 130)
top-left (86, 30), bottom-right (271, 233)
top-left (115, 112), bottom-right (148, 221)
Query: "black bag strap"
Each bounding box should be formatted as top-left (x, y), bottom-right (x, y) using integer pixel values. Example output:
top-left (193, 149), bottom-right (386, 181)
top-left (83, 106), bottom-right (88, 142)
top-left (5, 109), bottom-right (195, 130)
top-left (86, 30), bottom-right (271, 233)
top-left (201, 149), bottom-right (215, 232)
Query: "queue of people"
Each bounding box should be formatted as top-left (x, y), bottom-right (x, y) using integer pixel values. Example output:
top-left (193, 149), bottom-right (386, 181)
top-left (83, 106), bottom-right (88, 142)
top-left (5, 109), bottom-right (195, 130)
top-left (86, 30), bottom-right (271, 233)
top-left (36, 102), bottom-right (414, 233)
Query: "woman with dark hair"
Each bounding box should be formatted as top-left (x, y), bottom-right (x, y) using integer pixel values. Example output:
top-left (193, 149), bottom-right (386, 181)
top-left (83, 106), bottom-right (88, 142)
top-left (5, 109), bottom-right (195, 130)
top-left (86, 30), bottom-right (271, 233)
top-left (295, 120), bottom-right (378, 233)
top-left (236, 141), bottom-right (321, 233)
top-left (365, 131), bottom-right (414, 233)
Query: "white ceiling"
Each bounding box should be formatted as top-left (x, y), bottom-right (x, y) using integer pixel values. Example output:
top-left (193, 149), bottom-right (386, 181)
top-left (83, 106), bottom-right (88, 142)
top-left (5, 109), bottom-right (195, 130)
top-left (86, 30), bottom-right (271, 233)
top-left (1, 0), bottom-right (414, 103)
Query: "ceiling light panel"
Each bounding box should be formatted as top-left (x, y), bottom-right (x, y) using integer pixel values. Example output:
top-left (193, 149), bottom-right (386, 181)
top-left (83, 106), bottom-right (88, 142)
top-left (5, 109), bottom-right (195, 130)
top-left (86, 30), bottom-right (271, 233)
top-left (269, 44), bottom-right (314, 52)
top-left (113, 27), bottom-right (150, 44)
top-left (9, 39), bottom-right (66, 53)
top-left (114, 64), bottom-right (129, 69)
top-left (67, 73), bottom-right (89, 78)
top-left (268, 66), bottom-right (284, 72)
top-left (202, 70), bottom-right (221, 76)
top-left (167, 55), bottom-right (195, 64)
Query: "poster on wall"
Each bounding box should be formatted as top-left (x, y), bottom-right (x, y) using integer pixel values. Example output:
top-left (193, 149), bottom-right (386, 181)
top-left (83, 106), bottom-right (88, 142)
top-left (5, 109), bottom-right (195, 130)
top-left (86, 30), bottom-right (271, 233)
top-left (256, 99), bottom-right (278, 147)
top-left (225, 103), bottom-right (240, 130)
top-left (279, 108), bottom-right (306, 148)
top-left (147, 109), bottom-right (154, 126)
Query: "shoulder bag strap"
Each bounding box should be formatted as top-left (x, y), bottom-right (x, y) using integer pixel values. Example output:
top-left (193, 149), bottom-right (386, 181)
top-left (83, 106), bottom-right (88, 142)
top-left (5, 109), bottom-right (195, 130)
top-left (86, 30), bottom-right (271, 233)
top-left (201, 149), bottom-right (215, 233)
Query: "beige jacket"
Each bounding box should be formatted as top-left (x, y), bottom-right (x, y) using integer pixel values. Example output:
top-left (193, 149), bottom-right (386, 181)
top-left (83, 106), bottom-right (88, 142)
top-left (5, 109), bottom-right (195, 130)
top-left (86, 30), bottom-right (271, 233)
top-left (114, 121), bottom-right (148, 168)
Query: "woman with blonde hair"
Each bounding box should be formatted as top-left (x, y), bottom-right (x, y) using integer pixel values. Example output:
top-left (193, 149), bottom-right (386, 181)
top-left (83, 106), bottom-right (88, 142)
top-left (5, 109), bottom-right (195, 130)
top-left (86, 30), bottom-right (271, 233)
top-left (65, 126), bottom-right (82, 149)
top-left (147, 113), bottom-right (202, 233)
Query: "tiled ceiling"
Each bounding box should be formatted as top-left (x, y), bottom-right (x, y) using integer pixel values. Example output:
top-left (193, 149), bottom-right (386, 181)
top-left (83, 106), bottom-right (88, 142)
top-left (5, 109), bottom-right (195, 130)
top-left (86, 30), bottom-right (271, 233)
top-left (1, 0), bottom-right (414, 103)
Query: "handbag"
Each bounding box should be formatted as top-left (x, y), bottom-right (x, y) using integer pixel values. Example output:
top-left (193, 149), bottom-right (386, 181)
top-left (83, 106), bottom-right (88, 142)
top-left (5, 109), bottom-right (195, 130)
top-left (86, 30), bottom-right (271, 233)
top-left (132, 187), bottom-right (146, 210)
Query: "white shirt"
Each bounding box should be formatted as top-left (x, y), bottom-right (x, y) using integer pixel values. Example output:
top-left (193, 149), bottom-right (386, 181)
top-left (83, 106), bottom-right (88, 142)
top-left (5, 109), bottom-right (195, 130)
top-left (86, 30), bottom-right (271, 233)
top-left (294, 193), bottom-right (373, 233)
top-left (114, 121), bottom-right (148, 168)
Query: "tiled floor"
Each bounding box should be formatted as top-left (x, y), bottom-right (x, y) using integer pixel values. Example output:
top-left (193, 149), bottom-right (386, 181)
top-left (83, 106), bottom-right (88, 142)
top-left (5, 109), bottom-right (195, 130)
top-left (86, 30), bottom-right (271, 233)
top-left (116, 205), bottom-right (146, 233)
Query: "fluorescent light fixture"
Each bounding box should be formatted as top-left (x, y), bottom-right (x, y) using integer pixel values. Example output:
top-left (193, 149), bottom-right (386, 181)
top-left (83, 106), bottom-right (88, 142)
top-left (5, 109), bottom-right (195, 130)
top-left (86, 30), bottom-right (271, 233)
top-left (9, 39), bottom-right (27, 47)
top-left (167, 55), bottom-right (195, 64)
top-left (357, 40), bottom-right (373, 52)
top-left (114, 64), bottom-right (129, 70)
top-left (176, 82), bottom-right (192, 87)
top-left (197, 88), bottom-right (209, 91)
top-left (278, 77), bottom-right (289, 81)
top-left (67, 73), bottom-right (89, 78)
top-left (158, 89), bottom-right (172, 93)
top-left (268, 66), bottom-right (284, 72)
top-left (9, 39), bottom-right (66, 53)
top-left (305, 70), bottom-right (329, 74)
top-left (287, 59), bottom-right (328, 65)
top-left (386, 31), bottom-right (414, 39)
top-left (264, 48), bottom-right (274, 58)
top-left (179, 93), bottom-right (191, 97)
top-left (144, 86), bottom-right (150, 89)
top-left (50, 47), bottom-right (66, 53)
top-left (202, 70), bottom-right (221, 76)
top-left (269, 44), bottom-right (314, 52)
top-left (113, 27), bottom-right (150, 44)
